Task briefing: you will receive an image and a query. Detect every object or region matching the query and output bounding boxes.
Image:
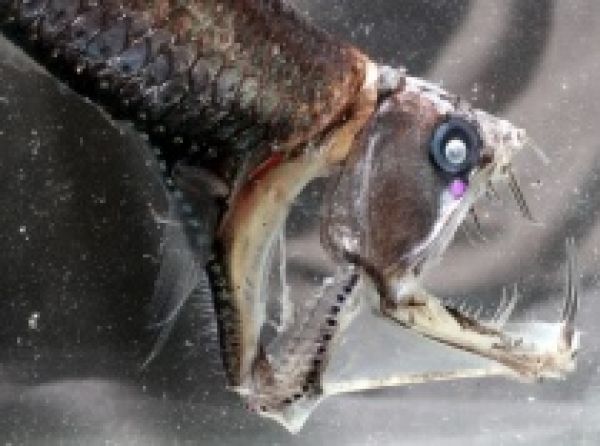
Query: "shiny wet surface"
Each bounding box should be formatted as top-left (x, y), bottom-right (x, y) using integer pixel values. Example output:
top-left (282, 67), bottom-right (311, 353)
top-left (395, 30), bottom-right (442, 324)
top-left (1, 1), bottom-right (600, 444)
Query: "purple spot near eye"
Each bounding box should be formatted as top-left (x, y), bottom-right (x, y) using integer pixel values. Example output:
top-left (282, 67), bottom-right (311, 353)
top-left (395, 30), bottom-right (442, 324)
top-left (449, 179), bottom-right (468, 199)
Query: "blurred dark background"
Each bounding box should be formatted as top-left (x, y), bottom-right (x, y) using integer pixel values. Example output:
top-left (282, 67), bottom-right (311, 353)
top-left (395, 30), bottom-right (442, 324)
top-left (1, 0), bottom-right (599, 444)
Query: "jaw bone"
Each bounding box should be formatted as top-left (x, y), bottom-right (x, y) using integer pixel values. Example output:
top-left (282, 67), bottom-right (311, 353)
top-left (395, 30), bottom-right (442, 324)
top-left (379, 240), bottom-right (579, 382)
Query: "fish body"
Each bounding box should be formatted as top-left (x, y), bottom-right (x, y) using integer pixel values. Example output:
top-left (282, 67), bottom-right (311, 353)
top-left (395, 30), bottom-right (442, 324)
top-left (0, 0), bottom-right (366, 174)
top-left (0, 0), bottom-right (579, 432)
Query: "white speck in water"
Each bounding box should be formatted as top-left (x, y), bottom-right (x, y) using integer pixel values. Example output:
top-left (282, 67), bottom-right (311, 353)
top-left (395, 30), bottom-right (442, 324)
top-left (323, 276), bottom-right (335, 286)
top-left (19, 225), bottom-right (26, 234)
top-left (531, 179), bottom-right (543, 189)
top-left (28, 312), bottom-right (40, 330)
top-left (527, 396), bottom-right (536, 402)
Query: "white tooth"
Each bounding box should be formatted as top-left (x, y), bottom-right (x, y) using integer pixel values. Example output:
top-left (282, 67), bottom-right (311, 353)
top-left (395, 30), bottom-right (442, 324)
top-left (491, 288), bottom-right (508, 323)
top-left (493, 284), bottom-right (519, 328)
top-left (525, 136), bottom-right (551, 165)
top-left (473, 305), bottom-right (483, 320)
top-left (561, 238), bottom-right (579, 348)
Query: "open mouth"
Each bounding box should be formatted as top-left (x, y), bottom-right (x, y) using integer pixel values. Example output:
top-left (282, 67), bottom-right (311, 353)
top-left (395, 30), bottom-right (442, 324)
top-left (385, 237), bottom-right (579, 380)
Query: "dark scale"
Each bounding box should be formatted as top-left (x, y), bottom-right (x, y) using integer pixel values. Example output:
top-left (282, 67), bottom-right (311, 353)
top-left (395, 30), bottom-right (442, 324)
top-left (0, 0), bottom-right (363, 183)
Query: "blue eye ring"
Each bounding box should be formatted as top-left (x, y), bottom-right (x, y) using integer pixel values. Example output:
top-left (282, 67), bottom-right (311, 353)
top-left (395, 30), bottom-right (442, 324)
top-left (429, 117), bottom-right (482, 176)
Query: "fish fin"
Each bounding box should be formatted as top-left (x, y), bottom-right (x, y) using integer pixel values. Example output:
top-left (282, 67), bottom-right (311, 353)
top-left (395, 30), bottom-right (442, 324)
top-left (142, 164), bottom-right (222, 367)
top-left (142, 218), bottom-right (203, 369)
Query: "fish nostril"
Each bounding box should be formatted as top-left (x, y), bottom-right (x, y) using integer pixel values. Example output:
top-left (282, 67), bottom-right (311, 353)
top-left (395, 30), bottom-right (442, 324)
top-left (479, 152), bottom-right (494, 167)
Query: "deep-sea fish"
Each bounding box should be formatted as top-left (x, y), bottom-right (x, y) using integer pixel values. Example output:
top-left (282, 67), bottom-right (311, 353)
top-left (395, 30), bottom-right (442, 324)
top-left (0, 0), bottom-right (579, 432)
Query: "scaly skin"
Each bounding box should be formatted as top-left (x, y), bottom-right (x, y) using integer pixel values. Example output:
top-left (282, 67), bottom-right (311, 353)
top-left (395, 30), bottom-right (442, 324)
top-left (0, 0), bottom-right (367, 174)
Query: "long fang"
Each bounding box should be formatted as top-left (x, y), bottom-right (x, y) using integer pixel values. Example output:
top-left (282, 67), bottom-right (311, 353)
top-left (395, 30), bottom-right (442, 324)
top-left (525, 136), bottom-right (550, 165)
top-left (507, 167), bottom-right (535, 222)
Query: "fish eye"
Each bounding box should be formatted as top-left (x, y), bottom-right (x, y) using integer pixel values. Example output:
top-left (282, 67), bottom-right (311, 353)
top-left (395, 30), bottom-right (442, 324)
top-left (429, 117), bottom-right (482, 175)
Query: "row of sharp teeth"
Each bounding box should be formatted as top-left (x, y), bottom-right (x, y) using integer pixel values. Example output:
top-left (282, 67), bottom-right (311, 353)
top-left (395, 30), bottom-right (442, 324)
top-left (442, 237), bottom-right (579, 350)
top-left (441, 284), bottom-right (519, 328)
top-left (459, 164), bottom-right (533, 247)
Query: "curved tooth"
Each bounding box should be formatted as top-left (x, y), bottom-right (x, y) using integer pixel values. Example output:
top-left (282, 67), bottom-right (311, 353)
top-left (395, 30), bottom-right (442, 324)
top-left (492, 284), bottom-right (519, 328)
top-left (494, 287), bottom-right (508, 321)
top-left (525, 136), bottom-right (550, 165)
top-left (561, 238), bottom-right (579, 348)
top-left (468, 207), bottom-right (487, 242)
top-left (507, 167), bottom-right (536, 222)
